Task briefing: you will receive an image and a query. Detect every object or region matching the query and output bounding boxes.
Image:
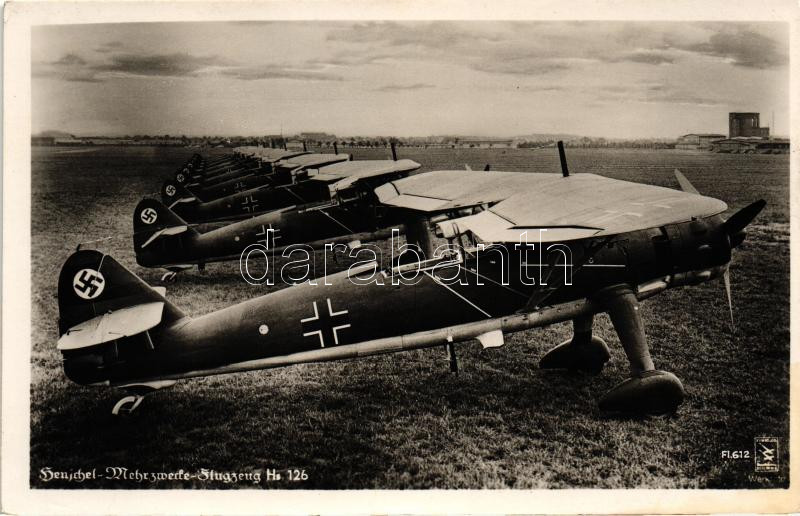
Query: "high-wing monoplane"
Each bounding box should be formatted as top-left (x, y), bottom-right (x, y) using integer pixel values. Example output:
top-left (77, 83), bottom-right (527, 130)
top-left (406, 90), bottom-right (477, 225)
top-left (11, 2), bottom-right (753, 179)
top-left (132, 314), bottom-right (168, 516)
top-left (164, 157), bottom-right (422, 223)
top-left (136, 154), bottom-right (422, 280)
top-left (162, 152), bottom-right (352, 206)
top-left (177, 147), bottom-right (309, 186)
top-left (57, 144), bottom-right (764, 416)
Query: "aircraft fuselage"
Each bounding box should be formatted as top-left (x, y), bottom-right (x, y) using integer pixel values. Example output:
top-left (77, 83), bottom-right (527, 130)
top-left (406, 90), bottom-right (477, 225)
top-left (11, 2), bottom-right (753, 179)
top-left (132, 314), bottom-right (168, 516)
top-left (172, 181), bottom-right (332, 223)
top-left (69, 213), bottom-right (731, 387)
top-left (136, 200), bottom-right (403, 268)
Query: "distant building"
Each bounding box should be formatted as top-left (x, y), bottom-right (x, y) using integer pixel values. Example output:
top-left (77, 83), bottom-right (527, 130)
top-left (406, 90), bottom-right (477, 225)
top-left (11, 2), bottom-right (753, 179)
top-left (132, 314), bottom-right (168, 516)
top-left (458, 137), bottom-right (514, 148)
top-left (286, 139), bottom-right (306, 150)
top-left (54, 137), bottom-right (86, 146)
top-left (31, 136), bottom-right (55, 146)
top-left (711, 137), bottom-right (789, 154)
top-left (729, 112), bottom-right (769, 138)
top-left (676, 133), bottom-right (726, 150)
top-left (298, 132), bottom-right (337, 142)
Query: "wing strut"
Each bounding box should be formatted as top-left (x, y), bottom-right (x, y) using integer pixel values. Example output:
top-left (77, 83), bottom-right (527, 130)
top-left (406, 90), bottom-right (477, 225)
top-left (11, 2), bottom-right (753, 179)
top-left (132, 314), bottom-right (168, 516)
top-left (521, 237), bottom-right (613, 312)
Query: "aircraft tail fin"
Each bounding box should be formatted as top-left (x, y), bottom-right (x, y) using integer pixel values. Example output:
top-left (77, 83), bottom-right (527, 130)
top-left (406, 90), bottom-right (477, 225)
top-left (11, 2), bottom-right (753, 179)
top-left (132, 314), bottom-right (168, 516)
top-left (161, 179), bottom-right (198, 205)
top-left (57, 250), bottom-right (188, 384)
top-left (175, 166), bottom-right (194, 185)
top-left (58, 249), bottom-right (187, 337)
top-left (133, 199), bottom-right (200, 267)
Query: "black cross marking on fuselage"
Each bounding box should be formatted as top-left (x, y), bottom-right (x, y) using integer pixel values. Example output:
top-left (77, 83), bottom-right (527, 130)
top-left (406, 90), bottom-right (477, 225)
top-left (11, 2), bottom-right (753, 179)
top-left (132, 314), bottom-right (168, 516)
top-left (74, 270), bottom-right (104, 298)
top-left (301, 299), bottom-right (350, 348)
top-left (242, 195), bottom-right (259, 213)
top-left (255, 224), bottom-right (281, 249)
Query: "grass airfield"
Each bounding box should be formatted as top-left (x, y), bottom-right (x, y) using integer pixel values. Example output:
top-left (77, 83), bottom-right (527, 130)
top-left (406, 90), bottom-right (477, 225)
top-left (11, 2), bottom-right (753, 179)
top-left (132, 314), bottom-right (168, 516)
top-left (30, 145), bottom-right (789, 489)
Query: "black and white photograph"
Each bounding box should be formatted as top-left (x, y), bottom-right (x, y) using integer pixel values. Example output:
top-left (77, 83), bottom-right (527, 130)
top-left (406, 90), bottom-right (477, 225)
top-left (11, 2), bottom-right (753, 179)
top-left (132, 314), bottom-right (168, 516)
top-left (3, 1), bottom-right (798, 513)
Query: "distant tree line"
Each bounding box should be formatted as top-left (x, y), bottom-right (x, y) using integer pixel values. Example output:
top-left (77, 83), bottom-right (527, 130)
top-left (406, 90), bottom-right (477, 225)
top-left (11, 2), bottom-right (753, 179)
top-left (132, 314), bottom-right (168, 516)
top-left (42, 132), bottom-right (680, 149)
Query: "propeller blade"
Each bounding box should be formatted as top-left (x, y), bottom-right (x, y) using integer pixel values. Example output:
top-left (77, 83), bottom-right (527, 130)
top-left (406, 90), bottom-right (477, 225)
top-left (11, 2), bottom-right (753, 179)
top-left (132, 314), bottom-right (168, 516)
top-left (724, 199), bottom-right (767, 236)
top-left (557, 140), bottom-right (569, 177)
top-left (723, 268), bottom-right (734, 332)
top-left (674, 169), bottom-right (699, 194)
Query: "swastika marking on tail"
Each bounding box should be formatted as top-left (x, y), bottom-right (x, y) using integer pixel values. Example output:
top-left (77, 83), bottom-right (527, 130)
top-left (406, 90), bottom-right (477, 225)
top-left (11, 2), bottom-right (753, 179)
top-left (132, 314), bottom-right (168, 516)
top-left (140, 207), bottom-right (158, 224)
top-left (165, 184), bottom-right (177, 197)
top-left (73, 269), bottom-right (105, 300)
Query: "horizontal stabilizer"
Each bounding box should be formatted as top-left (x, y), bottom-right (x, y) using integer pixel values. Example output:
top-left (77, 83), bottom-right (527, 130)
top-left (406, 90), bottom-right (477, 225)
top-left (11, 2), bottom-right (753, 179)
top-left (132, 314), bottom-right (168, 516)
top-left (141, 225), bottom-right (189, 248)
top-left (115, 379), bottom-right (177, 391)
top-left (168, 196), bottom-right (197, 209)
top-left (161, 264), bottom-right (194, 272)
top-left (57, 301), bottom-right (164, 350)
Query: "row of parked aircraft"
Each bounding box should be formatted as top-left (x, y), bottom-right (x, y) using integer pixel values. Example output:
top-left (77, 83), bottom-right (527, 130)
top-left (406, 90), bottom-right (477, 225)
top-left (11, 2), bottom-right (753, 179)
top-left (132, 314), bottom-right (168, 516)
top-left (57, 142), bottom-right (765, 416)
top-left (147, 144), bottom-right (421, 281)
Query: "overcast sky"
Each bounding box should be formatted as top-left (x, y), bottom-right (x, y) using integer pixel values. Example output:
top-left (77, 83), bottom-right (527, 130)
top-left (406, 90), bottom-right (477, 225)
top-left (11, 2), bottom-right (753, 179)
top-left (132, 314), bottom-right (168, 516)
top-left (32, 21), bottom-right (789, 138)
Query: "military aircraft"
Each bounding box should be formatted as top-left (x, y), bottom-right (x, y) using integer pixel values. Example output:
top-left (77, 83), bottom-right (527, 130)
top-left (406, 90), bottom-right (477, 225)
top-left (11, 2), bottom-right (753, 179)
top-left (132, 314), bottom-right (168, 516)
top-left (134, 158), bottom-right (419, 281)
top-left (174, 147), bottom-right (307, 188)
top-left (162, 152), bottom-right (352, 206)
top-left (164, 157), bottom-right (422, 223)
top-left (163, 148), bottom-right (292, 207)
top-left (56, 144), bottom-right (764, 416)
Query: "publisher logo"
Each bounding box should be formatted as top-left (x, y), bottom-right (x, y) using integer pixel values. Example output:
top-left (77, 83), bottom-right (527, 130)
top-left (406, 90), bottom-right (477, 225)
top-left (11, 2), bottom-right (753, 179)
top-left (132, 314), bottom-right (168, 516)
top-left (754, 437), bottom-right (778, 473)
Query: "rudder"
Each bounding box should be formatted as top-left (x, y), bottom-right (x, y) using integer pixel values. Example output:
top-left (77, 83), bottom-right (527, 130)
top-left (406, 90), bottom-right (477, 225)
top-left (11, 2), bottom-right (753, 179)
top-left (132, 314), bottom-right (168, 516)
top-left (57, 249), bottom-right (188, 384)
top-left (58, 249), bottom-right (186, 335)
top-left (133, 199), bottom-right (200, 267)
top-left (161, 179), bottom-right (195, 205)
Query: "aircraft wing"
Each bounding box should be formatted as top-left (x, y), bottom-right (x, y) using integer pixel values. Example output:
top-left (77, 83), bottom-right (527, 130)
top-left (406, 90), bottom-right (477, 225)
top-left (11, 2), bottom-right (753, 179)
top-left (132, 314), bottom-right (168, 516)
top-left (279, 153), bottom-right (350, 169)
top-left (376, 170), bottom-right (727, 242)
top-left (307, 159), bottom-right (421, 191)
top-left (258, 149), bottom-right (309, 162)
top-left (375, 170), bottom-right (542, 211)
top-left (432, 173), bottom-right (728, 242)
top-left (235, 147), bottom-right (309, 162)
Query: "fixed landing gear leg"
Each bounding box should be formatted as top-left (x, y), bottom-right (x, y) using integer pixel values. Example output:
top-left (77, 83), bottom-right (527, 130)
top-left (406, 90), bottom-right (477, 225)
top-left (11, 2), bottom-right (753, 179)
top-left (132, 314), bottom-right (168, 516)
top-left (446, 342), bottom-right (459, 374)
top-left (596, 285), bottom-right (684, 415)
top-left (540, 313), bottom-right (611, 375)
top-left (405, 215), bottom-right (434, 258)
